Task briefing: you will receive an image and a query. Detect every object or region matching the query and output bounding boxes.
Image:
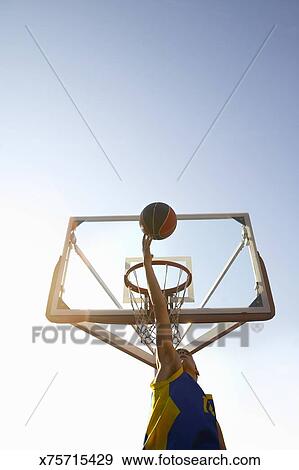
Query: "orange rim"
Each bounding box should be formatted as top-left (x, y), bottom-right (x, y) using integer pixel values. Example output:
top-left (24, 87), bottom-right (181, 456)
top-left (124, 260), bottom-right (192, 296)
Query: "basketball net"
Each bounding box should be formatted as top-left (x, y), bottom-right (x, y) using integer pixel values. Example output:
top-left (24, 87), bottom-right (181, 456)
top-left (125, 261), bottom-right (191, 347)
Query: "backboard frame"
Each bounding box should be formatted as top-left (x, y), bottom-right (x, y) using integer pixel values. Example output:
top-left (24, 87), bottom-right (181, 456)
top-left (46, 212), bottom-right (274, 325)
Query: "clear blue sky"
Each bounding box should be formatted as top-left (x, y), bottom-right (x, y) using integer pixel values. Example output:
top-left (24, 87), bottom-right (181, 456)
top-left (0, 0), bottom-right (298, 451)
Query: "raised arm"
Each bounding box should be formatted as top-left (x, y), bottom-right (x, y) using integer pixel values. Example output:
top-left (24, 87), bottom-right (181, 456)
top-left (142, 235), bottom-right (181, 380)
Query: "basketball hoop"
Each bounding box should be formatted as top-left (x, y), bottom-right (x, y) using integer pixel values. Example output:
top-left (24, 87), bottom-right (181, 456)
top-left (124, 260), bottom-right (192, 347)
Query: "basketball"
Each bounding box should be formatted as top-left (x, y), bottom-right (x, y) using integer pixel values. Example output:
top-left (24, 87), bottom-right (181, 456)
top-left (139, 202), bottom-right (177, 240)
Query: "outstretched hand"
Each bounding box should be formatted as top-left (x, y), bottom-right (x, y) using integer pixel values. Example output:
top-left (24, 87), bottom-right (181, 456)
top-left (142, 234), bottom-right (153, 265)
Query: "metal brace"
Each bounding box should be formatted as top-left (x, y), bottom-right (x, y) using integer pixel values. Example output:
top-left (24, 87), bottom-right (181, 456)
top-left (242, 226), bottom-right (250, 246)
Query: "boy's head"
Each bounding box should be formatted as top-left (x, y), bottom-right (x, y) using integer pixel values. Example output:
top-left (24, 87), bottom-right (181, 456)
top-left (177, 349), bottom-right (199, 381)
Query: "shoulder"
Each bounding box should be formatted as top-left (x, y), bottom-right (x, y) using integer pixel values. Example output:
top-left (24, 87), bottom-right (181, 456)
top-left (152, 366), bottom-right (184, 387)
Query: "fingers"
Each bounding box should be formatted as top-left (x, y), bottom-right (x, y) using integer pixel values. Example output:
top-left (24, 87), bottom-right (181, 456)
top-left (142, 234), bottom-right (152, 250)
top-left (142, 234), bottom-right (149, 253)
top-left (142, 234), bottom-right (153, 259)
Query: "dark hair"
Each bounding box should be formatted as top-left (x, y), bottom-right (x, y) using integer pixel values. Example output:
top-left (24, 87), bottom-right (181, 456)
top-left (176, 348), bottom-right (191, 355)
